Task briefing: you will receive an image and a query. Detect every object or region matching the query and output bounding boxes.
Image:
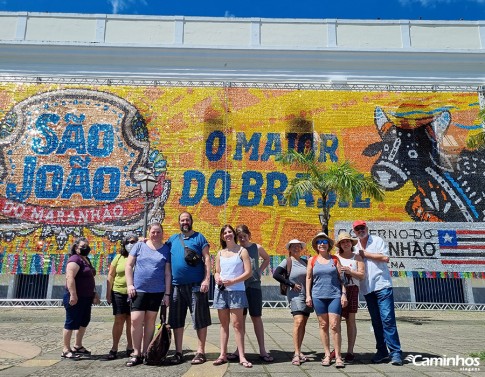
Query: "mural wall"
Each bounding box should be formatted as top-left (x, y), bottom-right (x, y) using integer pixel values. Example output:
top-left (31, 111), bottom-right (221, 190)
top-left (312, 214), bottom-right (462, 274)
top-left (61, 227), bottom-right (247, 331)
top-left (0, 83), bottom-right (483, 278)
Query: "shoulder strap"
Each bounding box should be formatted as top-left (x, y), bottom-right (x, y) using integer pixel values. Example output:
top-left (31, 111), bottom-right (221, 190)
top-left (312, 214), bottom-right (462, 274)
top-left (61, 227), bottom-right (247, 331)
top-left (287, 255), bottom-right (293, 275)
top-left (178, 234), bottom-right (185, 248)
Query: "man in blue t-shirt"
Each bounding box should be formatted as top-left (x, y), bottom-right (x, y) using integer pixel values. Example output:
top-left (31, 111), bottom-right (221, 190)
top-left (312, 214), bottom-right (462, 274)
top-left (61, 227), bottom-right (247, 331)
top-left (167, 211), bottom-right (211, 365)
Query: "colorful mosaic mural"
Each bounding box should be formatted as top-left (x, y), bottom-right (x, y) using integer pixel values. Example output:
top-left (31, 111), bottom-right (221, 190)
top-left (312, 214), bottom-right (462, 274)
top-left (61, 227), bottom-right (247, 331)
top-left (0, 83), bottom-right (483, 276)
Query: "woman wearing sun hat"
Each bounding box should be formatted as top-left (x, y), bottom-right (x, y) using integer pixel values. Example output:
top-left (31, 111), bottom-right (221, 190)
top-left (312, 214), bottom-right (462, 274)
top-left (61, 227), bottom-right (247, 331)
top-left (335, 232), bottom-right (365, 364)
top-left (305, 232), bottom-right (347, 369)
top-left (273, 239), bottom-right (314, 366)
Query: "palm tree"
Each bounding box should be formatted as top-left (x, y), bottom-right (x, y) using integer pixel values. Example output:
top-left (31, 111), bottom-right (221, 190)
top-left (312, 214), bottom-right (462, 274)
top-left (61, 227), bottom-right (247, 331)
top-left (277, 149), bottom-right (385, 234)
top-left (467, 107), bottom-right (485, 150)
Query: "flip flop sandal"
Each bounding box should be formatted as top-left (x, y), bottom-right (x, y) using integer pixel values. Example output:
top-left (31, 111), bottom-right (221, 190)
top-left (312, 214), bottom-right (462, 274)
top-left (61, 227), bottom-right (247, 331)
top-left (126, 355), bottom-right (143, 367)
top-left (213, 357), bottom-right (227, 366)
top-left (61, 351), bottom-right (80, 360)
top-left (191, 352), bottom-right (207, 365)
top-left (107, 350), bottom-right (117, 360)
top-left (72, 346), bottom-right (91, 355)
top-left (322, 355), bottom-right (331, 367)
top-left (299, 354), bottom-right (308, 362)
top-left (291, 354), bottom-right (301, 366)
top-left (335, 358), bottom-right (345, 368)
top-left (226, 352), bottom-right (239, 361)
top-left (170, 352), bottom-right (183, 364)
top-left (239, 361), bottom-right (253, 368)
top-left (259, 354), bottom-right (274, 362)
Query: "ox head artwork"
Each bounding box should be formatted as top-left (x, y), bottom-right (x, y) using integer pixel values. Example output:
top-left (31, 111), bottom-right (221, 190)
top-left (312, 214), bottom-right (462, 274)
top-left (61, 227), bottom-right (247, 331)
top-left (363, 106), bottom-right (453, 190)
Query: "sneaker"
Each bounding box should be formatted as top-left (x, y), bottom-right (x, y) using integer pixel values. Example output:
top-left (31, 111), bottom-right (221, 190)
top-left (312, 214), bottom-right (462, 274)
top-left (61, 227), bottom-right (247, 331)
top-left (391, 356), bottom-right (403, 366)
top-left (344, 353), bottom-right (355, 363)
top-left (329, 349), bottom-right (335, 360)
top-left (371, 352), bottom-right (390, 364)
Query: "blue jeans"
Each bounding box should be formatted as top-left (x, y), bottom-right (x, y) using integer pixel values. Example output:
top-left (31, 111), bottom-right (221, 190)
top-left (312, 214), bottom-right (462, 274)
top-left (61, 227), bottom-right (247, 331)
top-left (364, 287), bottom-right (402, 358)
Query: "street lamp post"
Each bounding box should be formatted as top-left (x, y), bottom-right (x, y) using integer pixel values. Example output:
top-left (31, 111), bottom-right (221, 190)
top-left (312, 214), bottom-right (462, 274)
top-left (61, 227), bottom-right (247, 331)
top-left (139, 173), bottom-right (158, 237)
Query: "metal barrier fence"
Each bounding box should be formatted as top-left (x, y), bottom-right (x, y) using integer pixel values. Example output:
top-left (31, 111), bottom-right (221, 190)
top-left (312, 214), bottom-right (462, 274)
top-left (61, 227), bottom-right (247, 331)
top-left (1, 299), bottom-right (484, 311)
top-left (1, 274), bottom-right (484, 310)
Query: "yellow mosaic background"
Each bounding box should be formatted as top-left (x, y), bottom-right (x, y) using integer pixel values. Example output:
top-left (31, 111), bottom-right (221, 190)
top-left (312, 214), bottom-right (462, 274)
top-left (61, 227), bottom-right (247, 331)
top-left (0, 83), bottom-right (481, 274)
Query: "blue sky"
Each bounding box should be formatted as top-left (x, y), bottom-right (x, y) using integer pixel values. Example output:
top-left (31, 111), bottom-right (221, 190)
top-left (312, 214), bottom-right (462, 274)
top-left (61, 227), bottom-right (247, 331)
top-left (0, 0), bottom-right (484, 21)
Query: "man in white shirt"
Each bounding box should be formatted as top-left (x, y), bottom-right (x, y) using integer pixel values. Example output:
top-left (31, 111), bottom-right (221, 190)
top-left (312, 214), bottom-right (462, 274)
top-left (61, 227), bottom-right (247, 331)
top-left (353, 220), bottom-right (402, 366)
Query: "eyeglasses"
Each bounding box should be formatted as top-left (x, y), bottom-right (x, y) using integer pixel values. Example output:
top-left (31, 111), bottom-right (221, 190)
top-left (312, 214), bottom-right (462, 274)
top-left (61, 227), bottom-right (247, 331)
top-left (316, 239), bottom-right (329, 245)
top-left (354, 226), bottom-right (366, 231)
top-left (126, 240), bottom-right (137, 244)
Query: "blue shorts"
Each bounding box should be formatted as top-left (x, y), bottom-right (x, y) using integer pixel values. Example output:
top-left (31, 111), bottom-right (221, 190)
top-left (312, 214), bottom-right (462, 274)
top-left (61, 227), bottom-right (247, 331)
top-left (312, 297), bottom-right (342, 316)
top-left (63, 291), bottom-right (93, 330)
top-left (212, 287), bottom-right (248, 310)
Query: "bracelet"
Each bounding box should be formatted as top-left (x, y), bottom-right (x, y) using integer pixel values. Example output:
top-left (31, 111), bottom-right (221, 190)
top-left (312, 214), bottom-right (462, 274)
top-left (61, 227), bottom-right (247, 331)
top-left (164, 294), bottom-right (170, 297)
top-left (342, 292), bottom-right (347, 296)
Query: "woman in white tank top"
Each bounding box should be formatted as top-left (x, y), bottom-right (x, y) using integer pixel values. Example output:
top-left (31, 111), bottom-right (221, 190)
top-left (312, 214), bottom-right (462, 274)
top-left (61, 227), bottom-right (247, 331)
top-left (213, 225), bottom-right (253, 368)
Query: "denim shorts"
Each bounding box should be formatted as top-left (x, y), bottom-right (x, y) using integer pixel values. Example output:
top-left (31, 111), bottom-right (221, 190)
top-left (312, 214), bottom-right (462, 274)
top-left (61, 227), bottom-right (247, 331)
top-left (212, 287), bottom-right (248, 310)
top-left (312, 297), bottom-right (342, 316)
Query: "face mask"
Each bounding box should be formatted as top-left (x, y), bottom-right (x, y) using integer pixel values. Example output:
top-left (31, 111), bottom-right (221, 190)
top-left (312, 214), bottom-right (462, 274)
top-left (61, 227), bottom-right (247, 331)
top-left (79, 246), bottom-right (91, 256)
top-left (125, 243), bottom-right (134, 253)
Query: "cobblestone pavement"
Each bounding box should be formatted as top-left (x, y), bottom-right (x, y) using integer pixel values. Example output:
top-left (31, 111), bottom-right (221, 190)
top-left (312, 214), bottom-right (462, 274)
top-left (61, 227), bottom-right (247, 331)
top-left (0, 307), bottom-right (484, 376)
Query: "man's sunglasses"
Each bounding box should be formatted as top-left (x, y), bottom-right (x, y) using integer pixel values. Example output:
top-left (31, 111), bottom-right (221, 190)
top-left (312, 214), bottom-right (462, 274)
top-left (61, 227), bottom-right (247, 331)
top-left (354, 226), bottom-right (366, 231)
top-left (316, 239), bottom-right (329, 245)
top-left (126, 240), bottom-right (137, 244)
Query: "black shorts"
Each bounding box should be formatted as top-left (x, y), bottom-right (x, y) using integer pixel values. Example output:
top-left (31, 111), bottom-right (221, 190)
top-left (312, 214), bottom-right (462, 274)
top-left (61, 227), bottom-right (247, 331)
top-left (111, 291), bottom-right (131, 316)
top-left (243, 286), bottom-right (263, 317)
top-left (131, 292), bottom-right (163, 312)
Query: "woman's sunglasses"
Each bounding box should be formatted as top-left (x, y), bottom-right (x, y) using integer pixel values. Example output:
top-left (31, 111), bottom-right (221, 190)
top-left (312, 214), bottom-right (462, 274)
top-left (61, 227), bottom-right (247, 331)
top-left (126, 240), bottom-right (137, 244)
top-left (316, 239), bottom-right (329, 245)
top-left (354, 226), bottom-right (366, 231)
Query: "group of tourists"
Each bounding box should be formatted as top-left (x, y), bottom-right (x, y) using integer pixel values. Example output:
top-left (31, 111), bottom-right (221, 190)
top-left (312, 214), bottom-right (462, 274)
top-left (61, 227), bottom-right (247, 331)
top-left (273, 220), bottom-right (403, 368)
top-left (61, 214), bottom-right (403, 368)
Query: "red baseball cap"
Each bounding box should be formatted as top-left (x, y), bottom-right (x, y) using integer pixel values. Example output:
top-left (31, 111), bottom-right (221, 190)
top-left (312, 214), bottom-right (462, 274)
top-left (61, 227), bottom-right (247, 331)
top-left (352, 220), bottom-right (367, 229)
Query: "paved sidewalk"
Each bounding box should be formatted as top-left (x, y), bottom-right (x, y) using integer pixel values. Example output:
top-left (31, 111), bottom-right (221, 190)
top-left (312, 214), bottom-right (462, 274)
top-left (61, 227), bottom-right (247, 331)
top-left (0, 307), bottom-right (483, 376)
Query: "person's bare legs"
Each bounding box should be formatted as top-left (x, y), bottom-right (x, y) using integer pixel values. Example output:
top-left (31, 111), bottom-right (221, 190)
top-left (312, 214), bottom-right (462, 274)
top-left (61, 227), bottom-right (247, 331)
top-left (74, 326), bottom-right (87, 349)
top-left (141, 311), bottom-right (158, 354)
top-left (251, 315), bottom-right (269, 357)
top-left (130, 311), bottom-right (144, 356)
top-left (216, 309), bottom-right (230, 360)
top-left (293, 314), bottom-right (308, 356)
top-left (232, 309), bottom-right (251, 366)
top-left (345, 313), bottom-right (357, 354)
top-left (62, 329), bottom-right (73, 353)
top-left (173, 327), bottom-right (184, 353)
top-left (125, 314), bottom-right (133, 350)
top-left (111, 314), bottom-right (125, 351)
top-left (317, 314), bottom-right (331, 357)
top-left (329, 313), bottom-right (342, 360)
top-left (195, 327), bottom-right (207, 354)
